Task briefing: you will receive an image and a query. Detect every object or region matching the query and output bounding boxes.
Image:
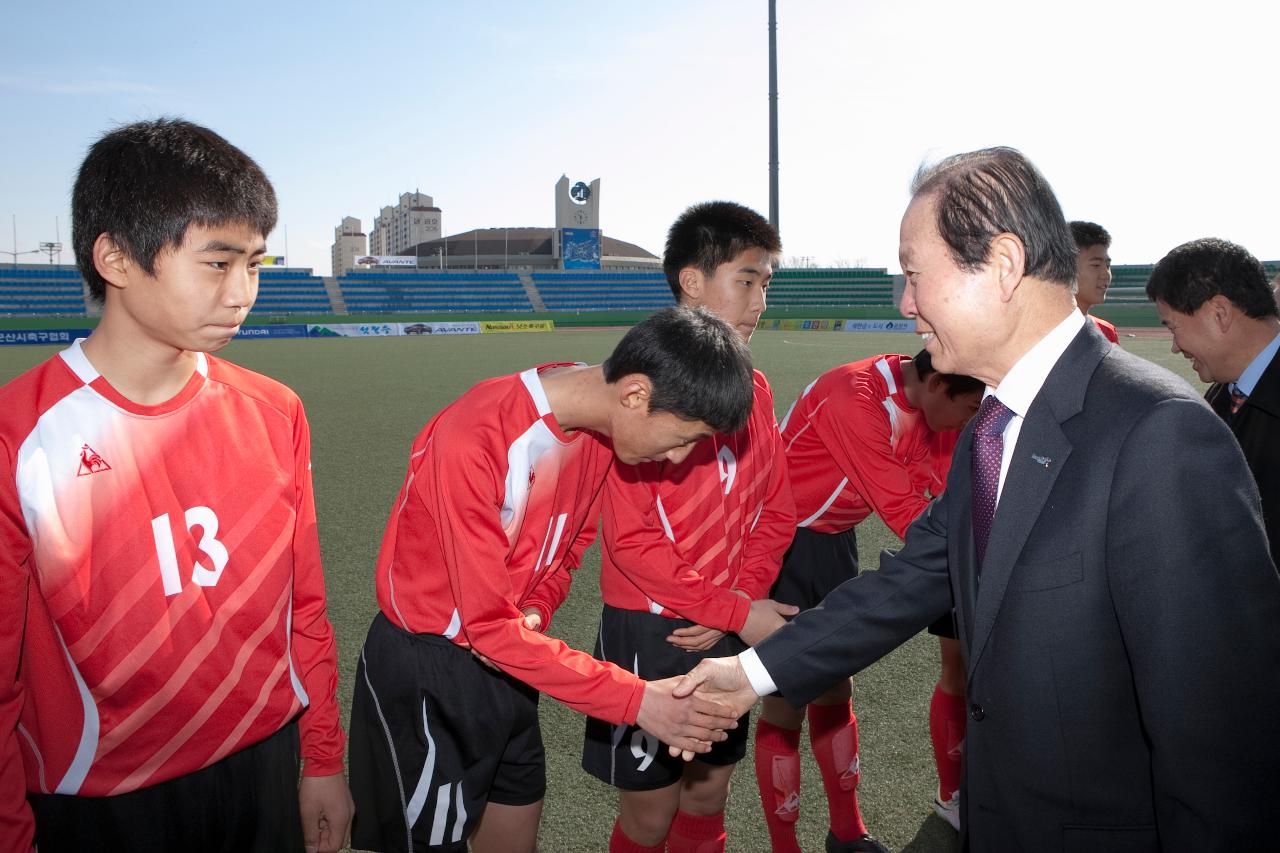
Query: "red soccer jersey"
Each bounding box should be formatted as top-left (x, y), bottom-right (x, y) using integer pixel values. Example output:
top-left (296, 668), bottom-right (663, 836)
top-left (1090, 314), bottom-right (1120, 343)
top-left (781, 355), bottom-right (959, 537)
top-left (374, 364), bottom-right (645, 726)
top-left (599, 371), bottom-right (795, 632)
top-left (0, 340), bottom-right (344, 848)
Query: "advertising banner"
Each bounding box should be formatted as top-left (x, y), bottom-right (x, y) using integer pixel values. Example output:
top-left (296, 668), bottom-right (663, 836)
top-left (260, 256), bottom-right (286, 266)
top-left (839, 319), bottom-right (916, 333)
top-left (0, 328), bottom-right (88, 346)
top-left (355, 255), bottom-right (417, 267)
top-left (479, 320), bottom-right (555, 334)
top-left (307, 323), bottom-right (399, 337)
top-left (560, 229), bottom-right (601, 270)
top-left (401, 321), bottom-right (481, 335)
top-left (759, 318), bottom-right (843, 332)
top-left (233, 324), bottom-right (309, 339)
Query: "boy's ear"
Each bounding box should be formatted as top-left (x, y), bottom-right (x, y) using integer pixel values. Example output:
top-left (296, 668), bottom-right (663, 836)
top-left (677, 267), bottom-right (703, 303)
top-left (616, 374), bottom-right (653, 412)
top-left (92, 233), bottom-right (132, 292)
top-left (924, 373), bottom-right (946, 394)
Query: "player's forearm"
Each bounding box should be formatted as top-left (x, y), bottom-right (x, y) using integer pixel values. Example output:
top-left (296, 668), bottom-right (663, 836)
top-left (290, 575), bottom-right (345, 772)
top-left (469, 620), bottom-right (645, 724)
top-left (293, 627), bottom-right (347, 776)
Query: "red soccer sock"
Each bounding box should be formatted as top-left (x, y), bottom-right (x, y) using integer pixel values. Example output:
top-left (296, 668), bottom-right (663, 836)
top-left (666, 809), bottom-right (726, 853)
top-left (754, 719), bottom-right (803, 853)
top-left (929, 683), bottom-right (967, 799)
top-left (807, 700), bottom-right (867, 842)
top-left (609, 817), bottom-right (666, 853)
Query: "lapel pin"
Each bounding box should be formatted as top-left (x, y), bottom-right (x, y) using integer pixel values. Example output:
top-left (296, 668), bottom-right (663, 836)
top-left (1031, 454), bottom-right (1052, 468)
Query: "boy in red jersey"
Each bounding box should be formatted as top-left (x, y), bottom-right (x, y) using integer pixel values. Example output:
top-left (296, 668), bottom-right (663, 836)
top-left (0, 119), bottom-right (351, 852)
top-left (582, 201), bottom-right (799, 853)
top-left (1069, 221), bottom-right (1119, 343)
top-left (757, 351), bottom-right (982, 849)
top-left (348, 307), bottom-right (751, 853)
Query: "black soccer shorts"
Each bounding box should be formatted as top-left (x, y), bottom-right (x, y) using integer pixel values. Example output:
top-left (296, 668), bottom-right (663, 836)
top-left (582, 605), bottom-right (749, 791)
top-left (770, 525), bottom-right (859, 611)
top-left (350, 614), bottom-right (545, 853)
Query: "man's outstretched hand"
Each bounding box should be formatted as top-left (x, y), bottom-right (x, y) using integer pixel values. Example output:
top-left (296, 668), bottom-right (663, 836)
top-left (668, 656), bottom-right (760, 757)
top-left (635, 676), bottom-right (741, 761)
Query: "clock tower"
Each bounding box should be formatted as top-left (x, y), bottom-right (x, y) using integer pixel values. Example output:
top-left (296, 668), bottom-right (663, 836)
top-left (555, 175), bottom-right (600, 229)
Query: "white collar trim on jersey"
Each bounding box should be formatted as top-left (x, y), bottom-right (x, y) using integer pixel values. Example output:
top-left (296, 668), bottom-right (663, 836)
top-left (60, 338), bottom-right (209, 386)
top-left (520, 367), bottom-right (553, 417)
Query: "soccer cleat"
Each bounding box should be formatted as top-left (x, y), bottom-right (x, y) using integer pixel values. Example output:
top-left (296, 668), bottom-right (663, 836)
top-left (825, 830), bottom-right (891, 853)
top-left (933, 789), bottom-right (961, 832)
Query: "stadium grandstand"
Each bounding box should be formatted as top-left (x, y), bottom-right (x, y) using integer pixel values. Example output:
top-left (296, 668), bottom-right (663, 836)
top-left (2, 261), bottom-right (1276, 319)
top-left (0, 265), bottom-right (88, 315)
top-left (338, 270), bottom-right (532, 313)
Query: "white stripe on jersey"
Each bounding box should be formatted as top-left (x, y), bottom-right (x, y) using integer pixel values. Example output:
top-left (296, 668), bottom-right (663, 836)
top-left (58, 338), bottom-right (207, 383)
top-left (648, 498), bottom-right (677, 613)
top-left (656, 496), bottom-right (675, 542)
top-left (406, 697), bottom-right (438, 830)
top-left (15, 384), bottom-right (113, 544)
top-left (60, 338), bottom-right (98, 383)
top-left (442, 609), bottom-right (461, 640)
top-left (53, 622), bottom-right (99, 795)
top-left (500, 419), bottom-right (561, 531)
top-left (875, 357), bottom-right (897, 394)
top-left (798, 478), bottom-right (849, 529)
top-left (533, 515), bottom-right (555, 572)
top-left (519, 367), bottom-right (553, 417)
top-left (543, 513), bottom-right (568, 568)
top-left (285, 591), bottom-right (310, 709)
top-left (778, 376), bottom-right (820, 433)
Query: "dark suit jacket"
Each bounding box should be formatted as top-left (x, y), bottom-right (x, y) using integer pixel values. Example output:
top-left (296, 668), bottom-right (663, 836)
top-left (755, 323), bottom-right (1280, 853)
top-left (1206, 345), bottom-right (1280, 567)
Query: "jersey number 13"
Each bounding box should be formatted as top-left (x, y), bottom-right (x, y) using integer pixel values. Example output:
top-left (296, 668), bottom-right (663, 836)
top-left (151, 506), bottom-right (229, 596)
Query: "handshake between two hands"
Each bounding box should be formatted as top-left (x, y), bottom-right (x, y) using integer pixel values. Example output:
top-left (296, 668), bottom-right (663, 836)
top-left (640, 596), bottom-right (799, 761)
top-left (637, 657), bottom-right (760, 761)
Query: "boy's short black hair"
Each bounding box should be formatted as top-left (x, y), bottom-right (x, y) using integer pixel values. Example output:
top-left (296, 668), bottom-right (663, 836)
top-left (1069, 221), bottom-right (1111, 251)
top-left (604, 307), bottom-right (753, 434)
top-left (1146, 238), bottom-right (1279, 320)
top-left (662, 201), bottom-right (781, 300)
top-left (913, 349), bottom-right (986, 399)
top-left (72, 118), bottom-right (278, 302)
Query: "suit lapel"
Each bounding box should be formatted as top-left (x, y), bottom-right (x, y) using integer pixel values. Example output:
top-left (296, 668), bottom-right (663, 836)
top-left (1205, 382), bottom-right (1231, 422)
top-left (964, 323), bottom-right (1106, 677)
top-left (967, 410), bottom-right (1071, 674)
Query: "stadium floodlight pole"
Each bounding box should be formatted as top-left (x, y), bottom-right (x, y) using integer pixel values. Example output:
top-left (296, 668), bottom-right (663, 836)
top-left (4, 215), bottom-right (40, 267)
top-left (768, 0), bottom-right (779, 236)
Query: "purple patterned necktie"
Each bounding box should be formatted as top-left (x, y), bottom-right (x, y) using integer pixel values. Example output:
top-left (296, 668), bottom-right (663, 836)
top-left (971, 395), bottom-right (1016, 569)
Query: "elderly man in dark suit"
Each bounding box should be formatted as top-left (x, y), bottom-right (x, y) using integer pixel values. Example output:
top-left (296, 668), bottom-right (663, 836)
top-left (1146, 239), bottom-right (1280, 567)
top-left (673, 148), bottom-right (1280, 852)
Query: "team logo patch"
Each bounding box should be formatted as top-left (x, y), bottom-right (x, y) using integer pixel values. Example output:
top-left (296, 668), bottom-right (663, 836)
top-left (77, 443), bottom-right (111, 476)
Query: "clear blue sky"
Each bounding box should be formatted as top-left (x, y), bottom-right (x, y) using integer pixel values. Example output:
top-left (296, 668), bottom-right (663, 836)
top-left (3, 0), bottom-right (1277, 276)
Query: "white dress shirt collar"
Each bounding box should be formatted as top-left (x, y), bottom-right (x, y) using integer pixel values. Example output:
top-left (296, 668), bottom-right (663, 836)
top-left (990, 310), bottom-right (1087, 415)
top-left (1235, 331), bottom-right (1280, 398)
